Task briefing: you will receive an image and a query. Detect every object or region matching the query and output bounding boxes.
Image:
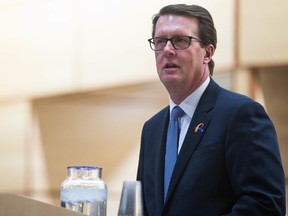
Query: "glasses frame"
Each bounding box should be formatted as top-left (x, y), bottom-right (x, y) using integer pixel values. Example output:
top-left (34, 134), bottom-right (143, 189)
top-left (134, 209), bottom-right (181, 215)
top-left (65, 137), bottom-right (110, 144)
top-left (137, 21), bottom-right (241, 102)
top-left (148, 36), bottom-right (202, 51)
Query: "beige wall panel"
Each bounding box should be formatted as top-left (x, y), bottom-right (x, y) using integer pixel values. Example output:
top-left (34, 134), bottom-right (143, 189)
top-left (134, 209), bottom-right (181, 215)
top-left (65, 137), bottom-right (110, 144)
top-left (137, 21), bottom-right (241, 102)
top-left (0, 1), bottom-right (76, 100)
top-left (239, 0), bottom-right (288, 66)
top-left (258, 67), bottom-right (288, 178)
top-left (0, 102), bottom-right (30, 191)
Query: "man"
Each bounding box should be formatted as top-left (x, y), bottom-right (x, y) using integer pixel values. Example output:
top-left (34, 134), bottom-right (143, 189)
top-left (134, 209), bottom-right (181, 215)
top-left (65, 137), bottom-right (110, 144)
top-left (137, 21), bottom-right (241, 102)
top-left (136, 4), bottom-right (286, 216)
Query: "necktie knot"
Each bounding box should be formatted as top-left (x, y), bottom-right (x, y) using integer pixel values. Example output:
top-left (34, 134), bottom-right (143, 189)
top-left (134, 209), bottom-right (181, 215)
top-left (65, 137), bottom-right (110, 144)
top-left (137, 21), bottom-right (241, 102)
top-left (171, 106), bottom-right (184, 120)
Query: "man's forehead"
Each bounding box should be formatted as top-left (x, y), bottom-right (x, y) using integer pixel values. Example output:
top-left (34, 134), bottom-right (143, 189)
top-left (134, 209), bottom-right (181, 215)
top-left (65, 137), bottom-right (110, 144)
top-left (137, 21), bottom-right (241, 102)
top-left (155, 15), bottom-right (199, 34)
top-left (157, 14), bottom-right (199, 24)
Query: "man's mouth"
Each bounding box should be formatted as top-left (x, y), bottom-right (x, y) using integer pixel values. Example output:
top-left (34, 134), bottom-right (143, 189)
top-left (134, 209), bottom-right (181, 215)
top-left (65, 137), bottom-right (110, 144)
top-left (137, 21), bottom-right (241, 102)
top-left (164, 63), bottom-right (179, 69)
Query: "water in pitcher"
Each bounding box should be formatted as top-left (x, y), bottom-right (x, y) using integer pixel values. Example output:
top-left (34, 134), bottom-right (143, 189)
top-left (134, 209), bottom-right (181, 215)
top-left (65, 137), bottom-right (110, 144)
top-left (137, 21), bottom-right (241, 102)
top-left (61, 188), bottom-right (107, 216)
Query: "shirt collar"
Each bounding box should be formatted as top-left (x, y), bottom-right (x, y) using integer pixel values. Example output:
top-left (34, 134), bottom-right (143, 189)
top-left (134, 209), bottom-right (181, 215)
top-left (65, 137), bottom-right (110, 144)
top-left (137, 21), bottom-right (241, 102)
top-left (169, 77), bottom-right (210, 118)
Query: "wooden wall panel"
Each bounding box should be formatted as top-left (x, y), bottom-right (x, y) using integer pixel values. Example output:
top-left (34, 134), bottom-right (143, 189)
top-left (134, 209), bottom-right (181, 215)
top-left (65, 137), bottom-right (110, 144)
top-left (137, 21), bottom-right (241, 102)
top-left (239, 0), bottom-right (288, 66)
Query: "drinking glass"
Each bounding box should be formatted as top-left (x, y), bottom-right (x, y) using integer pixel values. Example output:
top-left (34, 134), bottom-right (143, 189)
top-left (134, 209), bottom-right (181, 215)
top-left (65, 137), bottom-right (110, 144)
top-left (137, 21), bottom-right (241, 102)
top-left (118, 180), bottom-right (144, 216)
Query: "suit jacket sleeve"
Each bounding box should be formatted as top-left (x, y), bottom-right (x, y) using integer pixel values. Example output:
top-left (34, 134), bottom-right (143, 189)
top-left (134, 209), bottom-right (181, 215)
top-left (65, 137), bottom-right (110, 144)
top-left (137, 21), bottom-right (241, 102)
top-left (223, 101), bottom-right (285, 215)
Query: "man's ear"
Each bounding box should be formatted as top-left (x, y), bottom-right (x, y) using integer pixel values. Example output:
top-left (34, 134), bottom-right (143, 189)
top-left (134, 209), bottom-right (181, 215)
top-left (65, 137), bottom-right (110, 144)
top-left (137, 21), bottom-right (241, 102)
top-left (203, 44), bottom-right (215, 64)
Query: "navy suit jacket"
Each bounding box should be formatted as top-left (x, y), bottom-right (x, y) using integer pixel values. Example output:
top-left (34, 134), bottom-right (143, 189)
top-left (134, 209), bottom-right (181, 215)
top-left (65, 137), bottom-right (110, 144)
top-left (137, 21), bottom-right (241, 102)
top-left (137, 79), bottom-right (286, 216)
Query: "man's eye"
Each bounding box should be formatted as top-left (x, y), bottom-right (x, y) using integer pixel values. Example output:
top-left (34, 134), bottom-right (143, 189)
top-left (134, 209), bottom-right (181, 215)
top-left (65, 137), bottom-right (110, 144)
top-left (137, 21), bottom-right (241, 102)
top-left (173, 37), bottom-right (187, 44)
top-left (155, 38), bottom-right (166, 45)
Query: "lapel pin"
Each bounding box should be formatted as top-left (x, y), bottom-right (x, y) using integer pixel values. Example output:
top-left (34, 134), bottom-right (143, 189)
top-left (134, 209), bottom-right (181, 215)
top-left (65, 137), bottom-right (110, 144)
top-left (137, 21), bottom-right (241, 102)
top-left (194, 123), bottom-right (204, 133)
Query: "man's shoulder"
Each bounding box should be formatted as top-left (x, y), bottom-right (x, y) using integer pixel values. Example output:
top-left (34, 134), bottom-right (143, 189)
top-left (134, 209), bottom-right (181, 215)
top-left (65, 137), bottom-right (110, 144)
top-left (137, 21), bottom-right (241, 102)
top-left (207, 78), bottom-right (255, 105)
top-left (146, 106), bottom-right (169, 123)
top-left (213, 85), bottom-right (268, 120)
top-left (202, 78), bottom-right (258, 112)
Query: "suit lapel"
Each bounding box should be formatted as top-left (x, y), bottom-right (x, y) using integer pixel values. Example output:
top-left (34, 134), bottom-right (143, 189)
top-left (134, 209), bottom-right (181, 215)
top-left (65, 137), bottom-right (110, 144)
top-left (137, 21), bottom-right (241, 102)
top-left (154, 107), bottom-right (170, 214)
top-left (163, 79), bottom-right (220, 207)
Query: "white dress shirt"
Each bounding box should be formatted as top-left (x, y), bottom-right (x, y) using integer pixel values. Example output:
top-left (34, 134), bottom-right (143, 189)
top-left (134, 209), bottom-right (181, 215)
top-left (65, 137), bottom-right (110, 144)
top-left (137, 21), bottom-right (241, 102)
top-left (169, 77), bottom-right (210, 153)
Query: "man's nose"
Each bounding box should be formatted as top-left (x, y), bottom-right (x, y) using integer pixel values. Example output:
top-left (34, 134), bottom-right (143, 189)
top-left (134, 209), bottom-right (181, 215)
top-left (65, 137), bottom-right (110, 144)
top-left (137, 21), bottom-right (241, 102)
top-left (163, 40), bottom-right (175, 50)
top-left (163, 41), bottom-right (176, 56)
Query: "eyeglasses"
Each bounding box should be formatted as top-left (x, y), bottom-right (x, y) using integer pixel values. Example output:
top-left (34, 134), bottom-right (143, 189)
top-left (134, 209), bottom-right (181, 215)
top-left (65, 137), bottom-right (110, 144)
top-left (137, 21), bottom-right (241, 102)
top-left (148, 36), bottom-right (202, 51)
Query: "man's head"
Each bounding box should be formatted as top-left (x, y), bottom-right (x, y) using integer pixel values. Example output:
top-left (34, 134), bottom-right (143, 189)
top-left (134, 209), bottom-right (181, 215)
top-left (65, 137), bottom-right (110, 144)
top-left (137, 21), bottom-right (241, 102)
top-left (149, 4), bottom-right (217, 104)
top-left (151, 4), bottom-right (217, 75)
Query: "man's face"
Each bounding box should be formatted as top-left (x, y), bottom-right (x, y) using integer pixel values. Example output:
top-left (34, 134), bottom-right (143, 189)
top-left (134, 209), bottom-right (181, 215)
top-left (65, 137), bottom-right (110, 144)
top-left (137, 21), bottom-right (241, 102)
top-left (154, 15), bottom-right (210, 101)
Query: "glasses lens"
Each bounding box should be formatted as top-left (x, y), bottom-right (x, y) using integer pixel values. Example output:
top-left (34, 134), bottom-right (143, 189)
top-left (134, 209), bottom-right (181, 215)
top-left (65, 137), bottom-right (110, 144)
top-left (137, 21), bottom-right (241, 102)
top-left (150, 38), bottom-right (167, 51)
top-left (172, 36), bottom-right (191, 50)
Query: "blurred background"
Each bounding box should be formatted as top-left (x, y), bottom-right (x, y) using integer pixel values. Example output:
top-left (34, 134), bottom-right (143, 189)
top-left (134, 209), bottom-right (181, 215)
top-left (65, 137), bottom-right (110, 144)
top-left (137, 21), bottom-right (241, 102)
top-left (0, 0), bottom-right (287, 215)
